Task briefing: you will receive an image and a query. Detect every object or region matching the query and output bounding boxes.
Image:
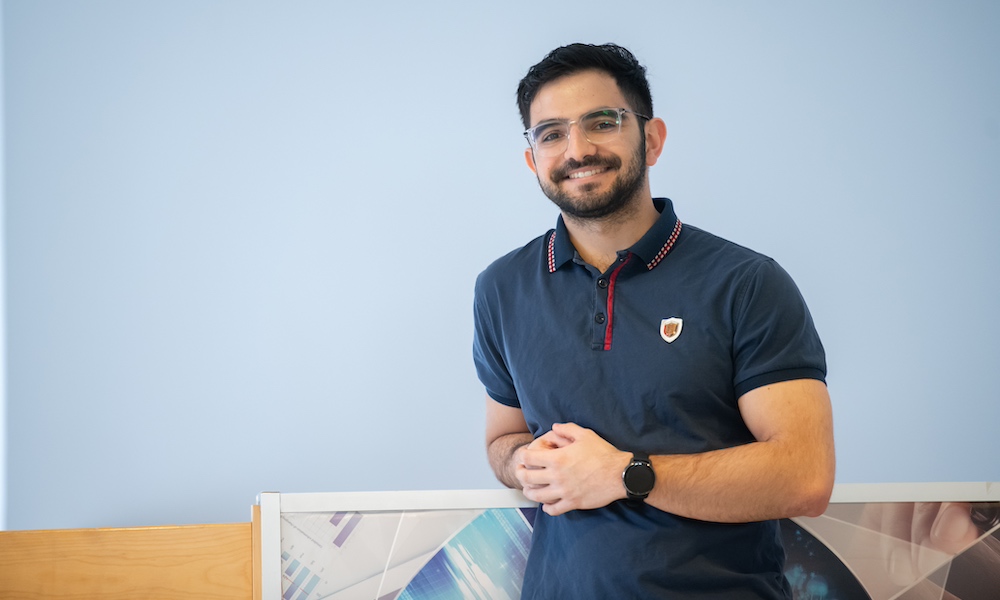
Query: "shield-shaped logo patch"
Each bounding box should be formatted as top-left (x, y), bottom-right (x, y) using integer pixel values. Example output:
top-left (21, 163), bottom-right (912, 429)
top-left (660, 317), bottom-right (683, 343)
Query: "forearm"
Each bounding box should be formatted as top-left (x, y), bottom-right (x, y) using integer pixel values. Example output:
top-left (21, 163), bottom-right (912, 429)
top-left (487, 432), bottom-right (534, 489)
top-left (641, 379), bottom-right (835, 522)
top-left (645, 439), bottom-right (834, 522)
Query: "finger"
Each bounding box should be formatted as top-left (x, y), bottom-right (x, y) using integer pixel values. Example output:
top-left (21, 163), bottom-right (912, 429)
top-left (541, 497), bottom-right (575, 517)
top-left (874, 503), bottom-right (919, 585)
top-left (542, 501), bottom-right (567, 517)
top-left (521, 486), bottom-right (544, 503)
top-left (930, 502), bottom-right (979, 554)
top-left (878, 502), bottom-right (916, 542)
top-left (544, 432), bottom-right (574, 448)
top-left (520, 447), bottom-right (557, 469)
top-left (518, 473), bottom-right (556, 495)
top-left (524, 485), bottom-right (562, 507)
top-left (551, 422), bottom-right (588, 441)
top-left (535, 427), bottom-right (573, 448)
top-left (910, 502), bottom-right (941, 547)
top-left (516, 465), bottom-right (552, 487)
top-left (911, 503), bottom-right (943, 580)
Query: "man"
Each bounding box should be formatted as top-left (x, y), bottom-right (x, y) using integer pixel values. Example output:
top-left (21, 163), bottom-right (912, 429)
top-left (473, 43), bottom-right (835, 599)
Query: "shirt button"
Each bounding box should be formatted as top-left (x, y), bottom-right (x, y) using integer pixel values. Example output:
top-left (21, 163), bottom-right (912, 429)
top-left (597, 278), bottom-right (608, 289)
top-left (595, 313), bottom-right (606, 324)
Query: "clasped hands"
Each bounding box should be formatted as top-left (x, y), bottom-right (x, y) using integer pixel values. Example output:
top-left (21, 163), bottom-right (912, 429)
top-left (515, 422), bottom-right (632, 516)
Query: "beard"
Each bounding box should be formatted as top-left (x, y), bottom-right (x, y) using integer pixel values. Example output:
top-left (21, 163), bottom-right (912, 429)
top-left (537, 140), bottom-right (647, 222)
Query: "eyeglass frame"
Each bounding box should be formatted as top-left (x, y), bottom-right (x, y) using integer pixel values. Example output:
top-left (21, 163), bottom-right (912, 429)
top-left (523, 107), bottom-right (651, 156)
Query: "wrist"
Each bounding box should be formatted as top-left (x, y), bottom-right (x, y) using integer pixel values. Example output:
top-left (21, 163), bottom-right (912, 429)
top-left (504, 437), bottom-right (532, 490)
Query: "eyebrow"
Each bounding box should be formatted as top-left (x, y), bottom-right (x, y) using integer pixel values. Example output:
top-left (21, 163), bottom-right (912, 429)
top-left (530, 107), bottom-right (618, 128)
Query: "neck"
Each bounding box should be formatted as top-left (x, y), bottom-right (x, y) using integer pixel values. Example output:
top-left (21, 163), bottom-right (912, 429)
top-left (562, 193), bottom-right (660, 273)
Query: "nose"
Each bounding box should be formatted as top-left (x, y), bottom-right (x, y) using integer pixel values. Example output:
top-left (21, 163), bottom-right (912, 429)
top-left (564, 122), bottom-right (597, 161)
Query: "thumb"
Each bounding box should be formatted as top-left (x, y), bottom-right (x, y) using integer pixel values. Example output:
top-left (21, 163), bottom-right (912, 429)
top-left (551, 422), bottom-right (587, 441)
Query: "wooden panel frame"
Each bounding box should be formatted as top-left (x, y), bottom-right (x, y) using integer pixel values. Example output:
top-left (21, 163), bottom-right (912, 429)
top-left (0, 520), bottom-right (255, 599)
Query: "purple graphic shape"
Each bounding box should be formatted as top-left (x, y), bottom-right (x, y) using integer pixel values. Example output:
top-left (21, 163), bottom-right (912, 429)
top-left (333, 513), bottom-right (363, 548)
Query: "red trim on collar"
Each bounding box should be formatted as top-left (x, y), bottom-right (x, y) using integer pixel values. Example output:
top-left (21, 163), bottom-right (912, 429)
top-left (547, 230), bottom-right (557, 273)
top-left (549, 219), bottom-right (681, 273)
top-left (647, 220), bottom-right (682, 270)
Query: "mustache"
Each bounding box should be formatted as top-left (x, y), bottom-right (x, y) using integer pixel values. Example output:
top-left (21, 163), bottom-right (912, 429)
top-left (550, 155), bottom-right (622, 181)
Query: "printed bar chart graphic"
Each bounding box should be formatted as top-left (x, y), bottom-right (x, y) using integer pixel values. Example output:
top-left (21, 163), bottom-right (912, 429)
top-left (281, 551), bottom-right (321, 600)
top-left (260, 486), bottom-right (1000, 600)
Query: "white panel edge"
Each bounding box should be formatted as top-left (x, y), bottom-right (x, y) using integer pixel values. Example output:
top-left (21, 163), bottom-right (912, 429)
top-left (258, 492), bottom-right (282, 600)
top-left (269, 484), bottom-right (1000, 515)
top-left (829, 482), bottom-right (1000, 503)
top-left (277, 489), bottom-right (535, 513)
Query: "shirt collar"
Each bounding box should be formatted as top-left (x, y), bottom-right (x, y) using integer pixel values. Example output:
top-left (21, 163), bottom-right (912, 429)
top-left (546, 198), bottom-right (682, 273)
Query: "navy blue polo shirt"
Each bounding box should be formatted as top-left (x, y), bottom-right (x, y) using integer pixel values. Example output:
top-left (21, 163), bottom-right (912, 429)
top-left (473, 198), bottom-right (826, 599)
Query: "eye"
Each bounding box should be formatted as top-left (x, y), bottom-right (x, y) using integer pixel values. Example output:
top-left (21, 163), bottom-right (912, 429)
top-left (584, 110), bottom-right (620, 134)
top-left (540, 131), bottom-right (564, 143)
top-left (534, 124), bottom-right (566, 145)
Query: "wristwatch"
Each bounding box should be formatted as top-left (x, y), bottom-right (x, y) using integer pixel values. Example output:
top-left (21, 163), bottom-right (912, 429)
top-left (622, 451), bottom-right (655, 502)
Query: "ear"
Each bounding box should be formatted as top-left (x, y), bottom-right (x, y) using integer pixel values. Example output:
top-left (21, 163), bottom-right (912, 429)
top-left (643, 117), bottom-right (668, 167)
top-left (524, 147), bottom-right (538, 174)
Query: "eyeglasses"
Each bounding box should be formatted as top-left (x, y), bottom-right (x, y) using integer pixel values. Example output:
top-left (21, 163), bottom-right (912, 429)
top-left (524, 107), bottom-right (649, 158)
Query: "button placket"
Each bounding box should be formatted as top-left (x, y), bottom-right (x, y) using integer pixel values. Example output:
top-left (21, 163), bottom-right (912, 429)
top-left (592, 273), bottom-right (610, 349)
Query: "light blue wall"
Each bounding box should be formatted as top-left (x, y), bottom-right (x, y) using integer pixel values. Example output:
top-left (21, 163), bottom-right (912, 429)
top-left (4, 1), bottom-right (999, 530)
top-left (0, 0), bottom-right (6, 531)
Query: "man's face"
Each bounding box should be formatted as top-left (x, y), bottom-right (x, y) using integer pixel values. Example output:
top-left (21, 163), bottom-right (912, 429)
top-left (525, 70), bottom-right (649, 221)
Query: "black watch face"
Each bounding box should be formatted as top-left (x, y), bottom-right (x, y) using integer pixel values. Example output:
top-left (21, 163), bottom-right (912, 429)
top-left (625, 462), bottom-right (654, 495)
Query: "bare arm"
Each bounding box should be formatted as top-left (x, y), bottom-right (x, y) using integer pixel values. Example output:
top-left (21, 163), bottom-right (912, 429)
top-left (485, 395), bottom-right (533, 489)
top-left (647, 378), bottom-right (835, 521)
top-left (517, 379), bottom-right (836, 521)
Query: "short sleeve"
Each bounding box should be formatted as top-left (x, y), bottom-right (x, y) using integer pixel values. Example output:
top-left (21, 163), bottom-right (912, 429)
top-left (731, 259), bottom-right (826, 398)
top-left (472, 271), bottom-right (520, 407)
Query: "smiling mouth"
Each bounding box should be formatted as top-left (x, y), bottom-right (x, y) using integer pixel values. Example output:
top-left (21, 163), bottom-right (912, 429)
top-left (567, 167), bottom-right (609, 180)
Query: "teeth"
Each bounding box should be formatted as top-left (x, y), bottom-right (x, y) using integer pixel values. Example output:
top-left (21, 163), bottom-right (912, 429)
top-left (569, 168), bottom-right (605, 179)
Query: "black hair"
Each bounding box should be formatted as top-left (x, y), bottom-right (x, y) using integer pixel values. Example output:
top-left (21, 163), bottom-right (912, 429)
top-left (516, 43), bottom-right (653, 128)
